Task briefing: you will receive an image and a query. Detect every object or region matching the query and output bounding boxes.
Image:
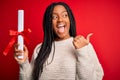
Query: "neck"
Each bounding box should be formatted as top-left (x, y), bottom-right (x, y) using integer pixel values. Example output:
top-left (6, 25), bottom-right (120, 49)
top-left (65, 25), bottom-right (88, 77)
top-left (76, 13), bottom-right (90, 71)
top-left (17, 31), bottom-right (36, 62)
top-left (55, 35), bottom-right (70, 41)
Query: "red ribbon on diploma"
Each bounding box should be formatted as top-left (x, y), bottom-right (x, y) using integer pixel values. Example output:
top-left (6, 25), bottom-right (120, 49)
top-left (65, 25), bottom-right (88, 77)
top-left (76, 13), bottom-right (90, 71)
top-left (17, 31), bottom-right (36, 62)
top-left (3, 28), bottom-right (31, 56)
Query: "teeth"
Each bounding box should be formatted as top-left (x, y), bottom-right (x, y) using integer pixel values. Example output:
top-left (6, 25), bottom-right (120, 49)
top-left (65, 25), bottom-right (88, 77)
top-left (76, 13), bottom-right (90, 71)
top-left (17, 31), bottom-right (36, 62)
top-left (58, 24), bottom-right (65, 28)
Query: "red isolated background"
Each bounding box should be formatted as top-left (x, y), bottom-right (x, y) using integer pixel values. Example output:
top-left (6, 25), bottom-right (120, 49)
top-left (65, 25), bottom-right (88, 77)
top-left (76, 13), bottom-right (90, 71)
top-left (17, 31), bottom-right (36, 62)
top-left (0, 0), bottom-right (120, 80)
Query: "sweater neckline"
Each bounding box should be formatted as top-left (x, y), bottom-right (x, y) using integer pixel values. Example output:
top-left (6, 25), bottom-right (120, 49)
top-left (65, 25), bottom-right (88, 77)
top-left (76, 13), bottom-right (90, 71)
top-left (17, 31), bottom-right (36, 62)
top-left (54, 37), bottom-right (73, 44)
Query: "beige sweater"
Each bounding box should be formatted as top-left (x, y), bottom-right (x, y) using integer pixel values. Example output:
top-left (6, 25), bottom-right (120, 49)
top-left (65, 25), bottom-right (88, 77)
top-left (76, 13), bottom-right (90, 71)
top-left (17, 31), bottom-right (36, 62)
top-left (19, 37), bottom-right (104, 80)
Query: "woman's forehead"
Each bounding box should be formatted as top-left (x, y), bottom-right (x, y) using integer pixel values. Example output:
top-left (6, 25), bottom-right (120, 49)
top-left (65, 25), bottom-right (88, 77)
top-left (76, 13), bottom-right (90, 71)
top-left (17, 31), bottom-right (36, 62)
top-left (52, 5), bottom-right (67, 14)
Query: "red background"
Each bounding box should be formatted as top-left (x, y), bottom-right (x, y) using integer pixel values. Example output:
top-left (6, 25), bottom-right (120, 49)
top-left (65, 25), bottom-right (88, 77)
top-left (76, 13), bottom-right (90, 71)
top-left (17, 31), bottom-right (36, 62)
top-left (0, 0), bottom-right (120, 80)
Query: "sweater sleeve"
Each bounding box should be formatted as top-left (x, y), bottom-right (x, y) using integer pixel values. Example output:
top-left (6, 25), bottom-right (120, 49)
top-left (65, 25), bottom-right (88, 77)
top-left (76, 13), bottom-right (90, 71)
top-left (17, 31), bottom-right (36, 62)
top-left (75, 43), bottom-right (104, 80)
top-left (19, 43), bottom-right (41, 80)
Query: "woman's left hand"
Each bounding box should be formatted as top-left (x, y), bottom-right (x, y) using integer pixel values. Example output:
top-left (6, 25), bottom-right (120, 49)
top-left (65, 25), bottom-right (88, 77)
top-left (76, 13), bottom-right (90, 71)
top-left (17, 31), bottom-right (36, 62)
top-left (73, 33), bottom-right (93, 49)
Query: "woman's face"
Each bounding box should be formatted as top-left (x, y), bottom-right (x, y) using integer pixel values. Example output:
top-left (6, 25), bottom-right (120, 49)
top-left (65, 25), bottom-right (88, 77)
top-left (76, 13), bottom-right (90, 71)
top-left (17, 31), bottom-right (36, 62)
top-left (52, 5), bottom-right (70, 40)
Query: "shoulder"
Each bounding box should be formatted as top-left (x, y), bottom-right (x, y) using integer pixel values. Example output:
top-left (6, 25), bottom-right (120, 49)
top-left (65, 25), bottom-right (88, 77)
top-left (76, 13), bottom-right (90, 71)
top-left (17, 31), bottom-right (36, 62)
top-left (32, 43), bottom-right (42, 59)
top-left (34, 43), bottom-right (42, 54)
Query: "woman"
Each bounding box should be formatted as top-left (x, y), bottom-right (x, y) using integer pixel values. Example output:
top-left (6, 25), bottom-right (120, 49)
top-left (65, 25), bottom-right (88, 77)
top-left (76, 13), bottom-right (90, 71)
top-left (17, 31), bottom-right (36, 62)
top-left (14, 2), bottom-right (104, 80)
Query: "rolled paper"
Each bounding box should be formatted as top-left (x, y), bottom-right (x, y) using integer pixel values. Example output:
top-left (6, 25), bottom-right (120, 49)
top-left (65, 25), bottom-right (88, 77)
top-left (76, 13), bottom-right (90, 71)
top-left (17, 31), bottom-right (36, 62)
top-left (18, 10), bottom-right (24, 59)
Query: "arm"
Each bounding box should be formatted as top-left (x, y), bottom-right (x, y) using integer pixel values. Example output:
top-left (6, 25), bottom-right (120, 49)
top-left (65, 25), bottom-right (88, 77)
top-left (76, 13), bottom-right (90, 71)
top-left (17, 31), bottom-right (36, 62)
top-left (19, 59), bottom-right (32, 80)
top-left (15, 44), bottom-right (41, 80)
top-left (76, 43), bottom-right (104, 80)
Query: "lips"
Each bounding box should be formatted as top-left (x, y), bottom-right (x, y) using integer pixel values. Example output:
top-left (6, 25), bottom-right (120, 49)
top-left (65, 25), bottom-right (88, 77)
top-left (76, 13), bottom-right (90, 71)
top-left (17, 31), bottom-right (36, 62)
top-left (57, 24), bottom-right (65, 33)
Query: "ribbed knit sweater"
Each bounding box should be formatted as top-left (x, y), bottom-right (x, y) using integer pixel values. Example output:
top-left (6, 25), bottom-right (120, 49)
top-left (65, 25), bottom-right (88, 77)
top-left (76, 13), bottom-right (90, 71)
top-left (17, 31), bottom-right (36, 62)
top-left (19, 37), bottom-right (104, 80)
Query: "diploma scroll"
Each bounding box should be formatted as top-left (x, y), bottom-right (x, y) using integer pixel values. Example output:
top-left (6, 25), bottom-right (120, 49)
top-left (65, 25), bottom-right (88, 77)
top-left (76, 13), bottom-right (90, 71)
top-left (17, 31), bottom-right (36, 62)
top-left (18, 10), bottom-right (24, 59)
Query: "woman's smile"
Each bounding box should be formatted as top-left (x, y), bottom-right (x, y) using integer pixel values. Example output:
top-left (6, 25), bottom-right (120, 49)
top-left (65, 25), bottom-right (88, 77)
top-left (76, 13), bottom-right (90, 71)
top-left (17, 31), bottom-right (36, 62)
top-left (57, 23), bottom-right (65, 33)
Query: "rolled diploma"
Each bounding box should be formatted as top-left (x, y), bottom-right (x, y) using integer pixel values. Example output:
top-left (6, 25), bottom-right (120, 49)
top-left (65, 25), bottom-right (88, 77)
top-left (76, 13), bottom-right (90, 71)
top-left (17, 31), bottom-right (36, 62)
top-left (18, 10), bottom-right (24, 59)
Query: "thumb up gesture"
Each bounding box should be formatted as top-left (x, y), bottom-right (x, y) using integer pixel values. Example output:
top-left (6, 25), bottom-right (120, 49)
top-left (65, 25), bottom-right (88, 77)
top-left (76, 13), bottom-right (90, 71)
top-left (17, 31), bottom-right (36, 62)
top-left (73, 33), bottom-right (93, 49)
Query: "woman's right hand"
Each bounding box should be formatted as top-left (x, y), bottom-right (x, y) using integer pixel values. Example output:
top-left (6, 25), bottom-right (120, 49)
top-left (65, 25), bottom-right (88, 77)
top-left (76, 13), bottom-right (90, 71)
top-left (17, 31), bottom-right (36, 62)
top-left (14, 44), bottom-right (28, 64)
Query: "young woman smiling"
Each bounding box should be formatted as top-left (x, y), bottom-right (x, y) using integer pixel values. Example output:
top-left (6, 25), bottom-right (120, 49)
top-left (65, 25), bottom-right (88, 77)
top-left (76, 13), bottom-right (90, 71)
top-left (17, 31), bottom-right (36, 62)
top-left (14, 2), bottom-right (104, 80)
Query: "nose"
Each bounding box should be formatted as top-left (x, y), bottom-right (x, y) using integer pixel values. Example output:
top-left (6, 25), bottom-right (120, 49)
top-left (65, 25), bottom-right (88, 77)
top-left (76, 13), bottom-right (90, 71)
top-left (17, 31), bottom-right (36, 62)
top-left (57, 16), bottom-right (63, 22)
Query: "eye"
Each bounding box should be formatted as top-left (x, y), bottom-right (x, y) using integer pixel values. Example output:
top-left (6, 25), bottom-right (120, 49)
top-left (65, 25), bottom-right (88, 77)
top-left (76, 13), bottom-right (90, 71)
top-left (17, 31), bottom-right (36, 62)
top-left (52, 15), bottom-right (58, 20)
top-left (62, 14), bottom-right (68, 18)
